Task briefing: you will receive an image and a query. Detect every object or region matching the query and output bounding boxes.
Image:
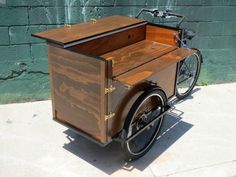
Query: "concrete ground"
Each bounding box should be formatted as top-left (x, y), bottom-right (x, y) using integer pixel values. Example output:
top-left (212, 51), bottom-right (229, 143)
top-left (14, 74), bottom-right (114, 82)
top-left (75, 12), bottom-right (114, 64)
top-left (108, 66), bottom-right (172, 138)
top-left (0, 83), bottom-right (236, 177)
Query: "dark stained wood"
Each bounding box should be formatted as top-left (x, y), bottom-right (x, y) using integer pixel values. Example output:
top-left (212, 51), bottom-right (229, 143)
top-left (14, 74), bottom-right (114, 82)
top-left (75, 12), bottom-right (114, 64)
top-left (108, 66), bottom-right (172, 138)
top-left (106, 65), bottom-right (113, 142)
top-left (146, 25), bottom-right (180, 46)
top-left (107, 64), bottom-right (177, 137)
top-left (48, 44), bottom-right (108, 143)
top-left (147, 63), bottom-right (177, 98)
top-left (33, 16), bottom-right (146, 46)
top-left (47, 44), bottom-right (57, 118)
top-left (101, 40), bottom-right (177, 77)
top-left (70, 25), bottom-right (146, 56)
top-left (107, 81), bottom-right (149, 137)
top-left (34, 15), bottom-right (193, 144)
top-left (114, 48), bottom-right (194, 86)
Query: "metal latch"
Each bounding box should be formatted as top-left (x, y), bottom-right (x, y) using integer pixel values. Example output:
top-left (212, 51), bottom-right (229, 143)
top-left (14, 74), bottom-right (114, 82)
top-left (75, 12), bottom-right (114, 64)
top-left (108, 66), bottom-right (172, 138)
top-left (105, 85), bottom-right (116, 94)
top-left (105, 112), bottom-right (115, 120)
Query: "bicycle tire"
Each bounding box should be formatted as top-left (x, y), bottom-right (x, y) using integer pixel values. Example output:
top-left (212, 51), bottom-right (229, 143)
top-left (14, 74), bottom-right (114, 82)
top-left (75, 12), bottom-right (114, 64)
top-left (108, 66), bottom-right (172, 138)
top-left (176, 49), bottom-right (202, 100)
top-left (121, 87), bottom-right (167, 161)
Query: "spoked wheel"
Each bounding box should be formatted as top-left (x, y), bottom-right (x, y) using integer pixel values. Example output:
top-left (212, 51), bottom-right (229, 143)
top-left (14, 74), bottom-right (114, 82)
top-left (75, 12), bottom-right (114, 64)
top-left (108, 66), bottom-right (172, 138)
top-left (176, 50), bottom-right (202, 100)
top-left (121, 88), bottom-right (167, 161)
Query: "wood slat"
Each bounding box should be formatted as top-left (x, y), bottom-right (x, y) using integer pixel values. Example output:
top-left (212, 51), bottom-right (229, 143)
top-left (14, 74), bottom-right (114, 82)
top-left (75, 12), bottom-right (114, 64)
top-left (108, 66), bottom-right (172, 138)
top-left (115, 48), bottom-right (194, 86)
top-left (101, 40), bottom-right (177, 77)
top-left (33, 16), bottom-right (145, 46)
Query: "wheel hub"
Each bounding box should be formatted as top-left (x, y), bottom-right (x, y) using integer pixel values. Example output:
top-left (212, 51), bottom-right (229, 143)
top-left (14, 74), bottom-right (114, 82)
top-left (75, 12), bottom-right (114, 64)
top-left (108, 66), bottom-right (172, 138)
top-left (136, 113), bottom-right (151, 130)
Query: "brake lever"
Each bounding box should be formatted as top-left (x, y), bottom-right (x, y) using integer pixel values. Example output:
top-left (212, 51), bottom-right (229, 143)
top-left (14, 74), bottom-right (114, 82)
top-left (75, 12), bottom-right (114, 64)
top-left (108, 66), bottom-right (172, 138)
top-left (152, 9), bottom-right (159, 17)
top-left (136, 8), bottom-right (159, 18)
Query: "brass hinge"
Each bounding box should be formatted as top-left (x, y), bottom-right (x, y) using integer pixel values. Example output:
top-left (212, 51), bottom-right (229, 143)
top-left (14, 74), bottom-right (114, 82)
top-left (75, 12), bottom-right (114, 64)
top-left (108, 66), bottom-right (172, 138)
top-left (105, 85), bottom-right (116, 94)
top-left (125, 84), bottom-right (132, 90)
top-left (105, 112), bottom-right (115, 120)
top-left (90, 18), bottom-right (97, 24)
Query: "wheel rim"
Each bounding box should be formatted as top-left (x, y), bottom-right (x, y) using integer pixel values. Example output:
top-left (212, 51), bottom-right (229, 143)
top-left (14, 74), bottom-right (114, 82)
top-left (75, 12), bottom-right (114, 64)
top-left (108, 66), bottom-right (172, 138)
top-left (177, 53), bottom-right (200, 96)
top-left (126, 93), bottom-right (164, 156)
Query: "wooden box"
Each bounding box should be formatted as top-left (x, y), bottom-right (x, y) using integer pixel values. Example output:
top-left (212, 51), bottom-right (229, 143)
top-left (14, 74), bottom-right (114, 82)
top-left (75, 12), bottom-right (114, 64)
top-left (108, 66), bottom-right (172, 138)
top-left (33, 16), bottom-right (193, 145)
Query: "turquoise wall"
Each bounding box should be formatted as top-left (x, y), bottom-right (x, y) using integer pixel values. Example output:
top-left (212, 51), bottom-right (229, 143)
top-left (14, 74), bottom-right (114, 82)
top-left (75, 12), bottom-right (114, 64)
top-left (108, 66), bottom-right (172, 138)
top-left (0, 0), bottom-right (236, 104)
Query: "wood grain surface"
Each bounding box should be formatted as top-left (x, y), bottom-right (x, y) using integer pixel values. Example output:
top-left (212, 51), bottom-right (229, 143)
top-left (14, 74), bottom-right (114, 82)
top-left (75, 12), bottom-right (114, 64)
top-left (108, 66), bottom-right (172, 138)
top-left (147, 63), bottom-right (177, 98)
top-left (43, 18), bottom-right (192, 142)
top-left (101, 40), bottom-right (177, 77)
top-left (108, 63), bottom-right (177, 137)
top-left (114, 48), bottom-right (194, 86)
top-left (70, 25), bottom-right (146, 56)
top-left (108, 82), bottom-right (150, 137)
top-left (33, 16), bottom-right (145, 46)
top-left (48, 44), bottom-right (107, 143)
top-left (146, 25), bottom-right (180, 46)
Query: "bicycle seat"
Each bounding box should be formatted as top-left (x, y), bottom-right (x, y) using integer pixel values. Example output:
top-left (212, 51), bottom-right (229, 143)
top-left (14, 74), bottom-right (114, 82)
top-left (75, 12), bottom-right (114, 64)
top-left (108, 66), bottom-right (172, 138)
top-left (184, 29), bottom-right (196, 40)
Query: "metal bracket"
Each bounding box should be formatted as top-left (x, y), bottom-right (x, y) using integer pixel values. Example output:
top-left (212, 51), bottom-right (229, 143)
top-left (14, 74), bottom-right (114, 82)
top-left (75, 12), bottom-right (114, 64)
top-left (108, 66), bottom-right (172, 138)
top-left (90, 18), bottom-right (97, 24)
top-left (105, 112), bottom-right (115, 120)
top-left (105, 85), bottom-right (116, 94)
top-left (125, 84), bottom-right (132, 90)
top-left (64, 24), bottom-right (72, 28)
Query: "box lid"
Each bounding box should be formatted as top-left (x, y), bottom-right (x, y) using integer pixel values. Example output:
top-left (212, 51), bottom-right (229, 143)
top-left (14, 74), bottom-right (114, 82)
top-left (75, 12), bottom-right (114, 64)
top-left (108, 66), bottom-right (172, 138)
top-left (114, 48), bottom-right (195, 86)
top-left (32, 15), bottom-right (146, 48)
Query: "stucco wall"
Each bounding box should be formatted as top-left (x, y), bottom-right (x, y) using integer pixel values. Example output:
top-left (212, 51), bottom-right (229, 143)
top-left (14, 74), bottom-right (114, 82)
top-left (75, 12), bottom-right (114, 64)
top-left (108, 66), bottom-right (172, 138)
top-left (0, 0), bottom-right (236, 104)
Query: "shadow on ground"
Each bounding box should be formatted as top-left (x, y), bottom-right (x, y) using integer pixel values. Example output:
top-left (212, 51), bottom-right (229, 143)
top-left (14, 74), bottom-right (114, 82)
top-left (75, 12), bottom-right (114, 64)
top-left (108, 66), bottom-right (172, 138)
top-left (170, 88), bottom-right (201, 105)
top-left (62, 88), bottom-right (202, 175)
top-left (63, 107), bottom-right (193, 175)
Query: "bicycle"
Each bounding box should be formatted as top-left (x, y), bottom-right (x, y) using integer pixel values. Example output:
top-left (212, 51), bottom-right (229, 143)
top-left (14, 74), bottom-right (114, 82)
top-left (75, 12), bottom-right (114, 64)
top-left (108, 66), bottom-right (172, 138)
top-left (34, 8), bottom-right (204, 162)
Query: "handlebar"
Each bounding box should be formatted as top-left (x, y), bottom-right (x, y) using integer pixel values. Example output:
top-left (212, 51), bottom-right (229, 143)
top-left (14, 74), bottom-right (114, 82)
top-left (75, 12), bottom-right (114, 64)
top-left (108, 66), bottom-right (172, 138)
top-left (136, 8), bottom-right (186, 28)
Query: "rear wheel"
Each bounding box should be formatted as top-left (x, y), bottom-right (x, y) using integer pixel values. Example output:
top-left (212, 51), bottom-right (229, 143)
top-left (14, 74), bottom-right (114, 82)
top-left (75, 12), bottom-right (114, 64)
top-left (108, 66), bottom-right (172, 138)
top-left (176, 50), bottom-right (202, 100)
top-left (121, 88), bottom-right (167, 161)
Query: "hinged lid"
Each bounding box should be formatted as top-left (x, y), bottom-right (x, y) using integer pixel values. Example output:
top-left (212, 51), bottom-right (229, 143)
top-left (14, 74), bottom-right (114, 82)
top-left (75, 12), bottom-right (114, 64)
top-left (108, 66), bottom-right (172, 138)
top-left (114, 48), bottom-right (195, 86)
top-left (32, 15), bottom-right (146, 48)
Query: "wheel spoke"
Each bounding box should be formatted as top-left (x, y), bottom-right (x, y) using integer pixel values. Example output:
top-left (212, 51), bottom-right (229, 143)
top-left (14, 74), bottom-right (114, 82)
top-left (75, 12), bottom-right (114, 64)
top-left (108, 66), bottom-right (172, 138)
top-left (129, 106), bottom-right (161, 136)
top-left (126, 93), bottom-right (164, 156)
top-left (183, 60), bottom-right (193, 76)
top-left (176, 52), bottom-right (201, 98)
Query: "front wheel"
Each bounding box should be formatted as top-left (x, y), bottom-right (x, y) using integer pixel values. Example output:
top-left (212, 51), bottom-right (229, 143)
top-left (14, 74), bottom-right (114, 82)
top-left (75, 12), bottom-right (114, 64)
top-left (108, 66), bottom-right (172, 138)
top-left (176, 50), bottom-right (202, 100)
top-left (121, 88), bottom-right (167, 161)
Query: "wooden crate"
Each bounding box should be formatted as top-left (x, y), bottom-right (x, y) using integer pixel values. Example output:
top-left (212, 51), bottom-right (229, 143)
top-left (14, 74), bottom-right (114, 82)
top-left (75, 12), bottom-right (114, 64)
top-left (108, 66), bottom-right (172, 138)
top-left (33, 16), bottom-right (194, 144)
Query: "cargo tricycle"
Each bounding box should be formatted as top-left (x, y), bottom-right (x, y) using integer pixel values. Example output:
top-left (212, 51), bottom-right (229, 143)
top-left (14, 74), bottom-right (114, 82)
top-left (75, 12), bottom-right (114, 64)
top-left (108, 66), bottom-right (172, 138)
top-left (33, 8), bottom-right (202, 161)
